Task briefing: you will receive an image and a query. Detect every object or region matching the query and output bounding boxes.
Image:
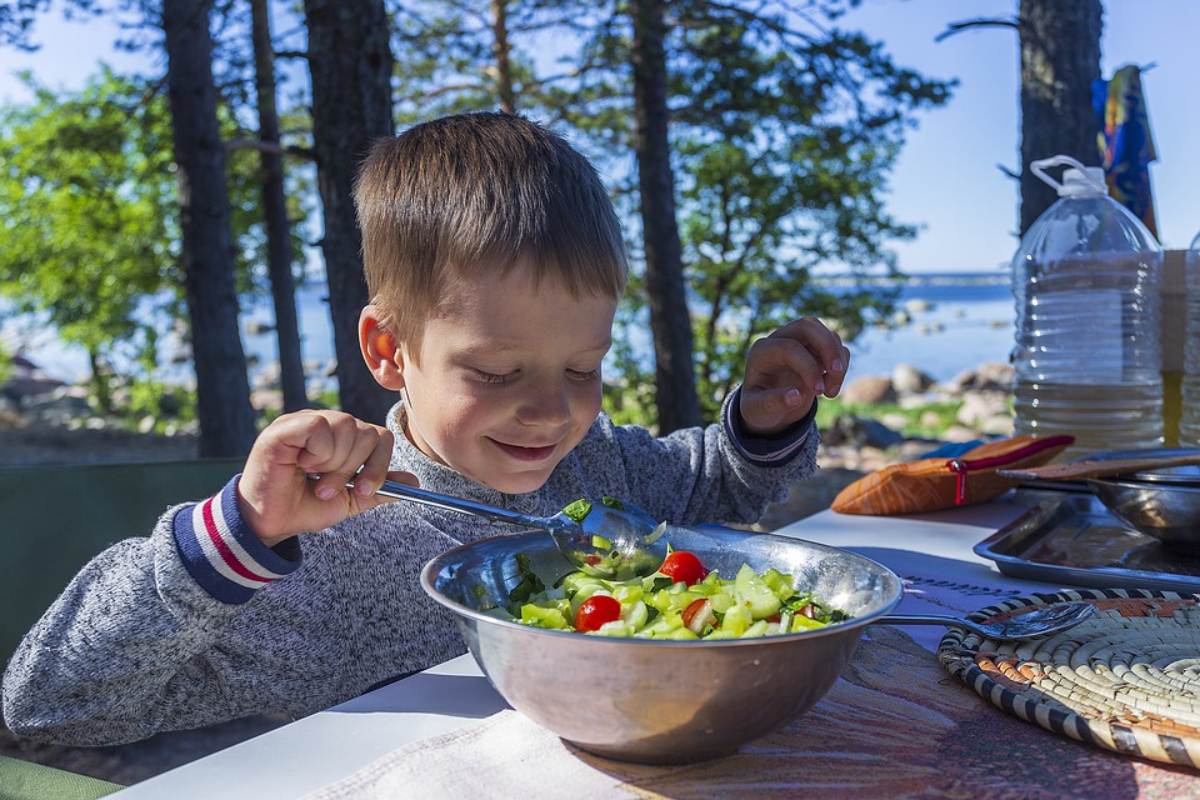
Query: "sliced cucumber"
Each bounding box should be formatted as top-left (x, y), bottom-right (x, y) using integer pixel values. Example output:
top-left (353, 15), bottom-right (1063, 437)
top-left (734, 564), bottom-right (782, 619)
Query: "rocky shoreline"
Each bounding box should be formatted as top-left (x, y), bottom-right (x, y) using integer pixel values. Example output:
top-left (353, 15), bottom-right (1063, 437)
top-left (0, 356), bottom-right (1015, 471)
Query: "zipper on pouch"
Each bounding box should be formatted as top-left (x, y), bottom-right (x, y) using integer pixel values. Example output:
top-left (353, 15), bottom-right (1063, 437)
top-left (945, 435), bottom-right (1074, 505)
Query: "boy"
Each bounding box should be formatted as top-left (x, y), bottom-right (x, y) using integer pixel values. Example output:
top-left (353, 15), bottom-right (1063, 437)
top-left (2, 113), bottom-right (848, 746)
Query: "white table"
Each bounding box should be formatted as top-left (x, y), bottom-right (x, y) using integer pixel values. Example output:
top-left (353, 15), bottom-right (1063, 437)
top-left (112, 498), bottom-right (1038, 799)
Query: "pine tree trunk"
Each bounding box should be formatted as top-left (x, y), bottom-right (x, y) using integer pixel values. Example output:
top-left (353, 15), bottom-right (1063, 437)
top-left (162, 0), bottom-right (257, 458)
top-left (491, 0), bottom-right (516, 113)
top-left (87, 348), bottom-right (112, 416)
top-left (251, 0), bottom-right (309, 412)
top-left (1018, 0), bottom-right (1103, 234)
top-left (629, 0), bottom-right (700, 433)
top-left (303, 0), bottom-right (397, 424)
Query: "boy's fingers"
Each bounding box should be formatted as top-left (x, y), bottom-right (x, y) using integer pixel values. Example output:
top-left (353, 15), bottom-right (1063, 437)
top-left (747, 336), bottom-right (824, 395)
top-left (362, 470), bottom-right (421, 509)
top-left (753, 385), bottom-right (805, 417)
top-left (270, 413), bottom-right (334, 470)
top-left (386, 470), bottom-right (419, 487)
top-left (769, 318), bottom-right (846, 394)
top-left (351, 428), bottom-right (395, 498)
top-left (316, 423), bottom-right (384, 501)
top-left (825, 344), bottom-right (852, 396)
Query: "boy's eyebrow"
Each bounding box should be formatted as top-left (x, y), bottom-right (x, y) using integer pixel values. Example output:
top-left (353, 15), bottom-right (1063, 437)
top-left (457, 339), bottom-right (612, 357)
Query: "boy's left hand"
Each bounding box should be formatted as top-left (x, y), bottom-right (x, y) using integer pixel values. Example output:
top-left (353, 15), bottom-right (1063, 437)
top-left (739, 317), bottom-right (850, 436)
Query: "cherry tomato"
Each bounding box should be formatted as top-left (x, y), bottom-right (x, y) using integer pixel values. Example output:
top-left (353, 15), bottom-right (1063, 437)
top-left (574, 594), bottom-right (622, 632)
top-left (659, 551), bottom-right (708, 586)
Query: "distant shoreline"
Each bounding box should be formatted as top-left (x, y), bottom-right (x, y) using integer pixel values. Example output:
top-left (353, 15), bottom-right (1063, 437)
top-left (4, 271), bottom-right (1015, 386)
top-left (811, 270), bottom-right (1009, 288)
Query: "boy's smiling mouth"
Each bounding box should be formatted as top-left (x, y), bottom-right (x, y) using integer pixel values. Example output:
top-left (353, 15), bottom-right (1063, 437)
top-left (486, 437), bottom-right (560, 462)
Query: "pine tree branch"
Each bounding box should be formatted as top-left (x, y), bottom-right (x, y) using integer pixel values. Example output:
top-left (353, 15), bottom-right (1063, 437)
top-left (935, 17), bottom-right (1019, 43)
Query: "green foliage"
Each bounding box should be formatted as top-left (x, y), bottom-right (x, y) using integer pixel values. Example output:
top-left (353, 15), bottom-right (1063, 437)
top-left (0, 340), bottom-right (10, 387)
top-left (0, 68), bottom-right (178, 366)
top-left (393, 2), bottom-right (954, 427)
top-left (0, 67), bottom-right (313, 390)
top-left (668, 3), bottom-right (954, 421)
top-left (121, 378), bottom-right (197, 433)
top-left (815, 397), bottom-right (965, 439)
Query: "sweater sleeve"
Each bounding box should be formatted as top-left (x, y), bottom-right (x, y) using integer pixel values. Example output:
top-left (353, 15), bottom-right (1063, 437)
top-left (606, 386), bottom-right (820, 527)
top-left (0, 480), bottom-right (309, 745)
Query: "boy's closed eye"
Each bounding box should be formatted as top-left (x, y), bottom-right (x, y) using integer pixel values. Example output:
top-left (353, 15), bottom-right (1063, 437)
top-left (469, 367), bottom-right (518, 385)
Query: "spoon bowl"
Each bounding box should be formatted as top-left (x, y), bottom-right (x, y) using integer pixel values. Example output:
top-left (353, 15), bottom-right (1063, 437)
top-left (370, 478), bottom-right (666, 578)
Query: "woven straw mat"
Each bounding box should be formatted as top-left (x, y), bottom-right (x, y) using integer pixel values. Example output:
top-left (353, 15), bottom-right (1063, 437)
top-left (938, 588), bottom-right (1200, 768)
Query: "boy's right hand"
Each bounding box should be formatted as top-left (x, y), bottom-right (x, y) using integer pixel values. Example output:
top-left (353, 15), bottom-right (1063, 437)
top-left (236, 410), bottom-right (416, 548)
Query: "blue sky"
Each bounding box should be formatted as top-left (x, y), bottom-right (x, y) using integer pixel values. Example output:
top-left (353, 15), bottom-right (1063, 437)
top-left (1, 0), bottom-right (1197, 274)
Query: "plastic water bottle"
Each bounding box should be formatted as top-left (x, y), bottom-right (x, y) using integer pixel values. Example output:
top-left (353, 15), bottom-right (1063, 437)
top-left (1181, 231), bottom-right (1200, 446)
top-left (1011, 155), bottom-right (1163, 457)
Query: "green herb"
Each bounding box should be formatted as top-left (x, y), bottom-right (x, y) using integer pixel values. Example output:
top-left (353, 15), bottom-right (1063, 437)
top-left (600, 496), bottom-right (624, 510)
top-left (561, 498), bottom-right (593, 523)
top-left (651, 576), bottom-right (673, 592)
top-left (507, 553), bottom-right (545, 604)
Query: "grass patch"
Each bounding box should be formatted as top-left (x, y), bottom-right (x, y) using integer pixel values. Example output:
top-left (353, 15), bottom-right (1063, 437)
top-left (816, 397), bottom-right (965, 440)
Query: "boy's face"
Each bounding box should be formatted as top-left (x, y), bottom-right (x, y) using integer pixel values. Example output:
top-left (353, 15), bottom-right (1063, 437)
top-left (396, 261), bottom-right (617, 494)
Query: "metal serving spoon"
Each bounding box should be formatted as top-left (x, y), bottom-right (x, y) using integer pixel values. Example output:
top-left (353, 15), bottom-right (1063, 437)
top-left (877, 601), bottom-right (1097, 641)
top-left (369, 478), bottom-right (667, 580)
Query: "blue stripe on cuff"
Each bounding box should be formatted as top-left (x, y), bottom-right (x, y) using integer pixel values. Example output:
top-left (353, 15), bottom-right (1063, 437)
top-left (172, 502), bottom-right (257, 605)
top-left (217, 475), bottom-right (302, 573)
top-left (724, 386), bottom-right (817, 467)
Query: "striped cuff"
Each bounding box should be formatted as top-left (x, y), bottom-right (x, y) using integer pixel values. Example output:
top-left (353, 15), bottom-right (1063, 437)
top-left (172, 474), bottom-right (302, 604)
top-left (723, 386), bottom-right (817, 467)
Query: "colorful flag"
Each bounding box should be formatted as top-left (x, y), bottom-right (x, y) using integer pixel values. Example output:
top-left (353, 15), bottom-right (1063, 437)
top-left (1093, 65), bottom-right (1158, 238)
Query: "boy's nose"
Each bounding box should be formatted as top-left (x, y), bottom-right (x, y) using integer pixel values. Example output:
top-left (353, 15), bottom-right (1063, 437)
top-left (515, 381), bottom-right (572, 428)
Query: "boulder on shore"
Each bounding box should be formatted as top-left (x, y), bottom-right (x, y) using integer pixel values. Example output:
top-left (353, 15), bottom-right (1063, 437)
top-left (841, 375), bottom-right (897, 405)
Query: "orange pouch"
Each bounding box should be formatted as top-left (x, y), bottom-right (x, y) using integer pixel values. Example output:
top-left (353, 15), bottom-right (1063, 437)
top-left (830, 434), bottom-right (1075, 516)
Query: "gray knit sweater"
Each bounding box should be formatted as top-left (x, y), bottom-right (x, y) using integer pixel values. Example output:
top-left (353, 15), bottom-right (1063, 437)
top-left (2, 392), bottom-right (818, 745)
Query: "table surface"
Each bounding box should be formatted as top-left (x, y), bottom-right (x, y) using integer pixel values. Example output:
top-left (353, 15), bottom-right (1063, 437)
top-left (111, 498), bottom-right (1038, 799)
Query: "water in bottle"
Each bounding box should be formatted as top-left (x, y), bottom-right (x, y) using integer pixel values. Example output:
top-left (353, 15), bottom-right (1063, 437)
top-left (1011, 155), bottom-right (1163, 457)
top-left (1180, 232), bottom-right (1200, 446)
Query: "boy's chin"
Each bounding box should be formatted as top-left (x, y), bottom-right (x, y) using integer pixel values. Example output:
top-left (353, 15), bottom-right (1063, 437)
top-left (481, 466), bottom-right (556, 496)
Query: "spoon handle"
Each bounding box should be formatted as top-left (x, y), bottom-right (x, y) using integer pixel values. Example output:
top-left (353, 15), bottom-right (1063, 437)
top-left (876, 613), bottom-right (989, 638)
top-left (373, 479), bottom-right (550, 530)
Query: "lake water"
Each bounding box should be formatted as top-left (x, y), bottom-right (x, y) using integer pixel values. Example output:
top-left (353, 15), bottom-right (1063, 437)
top-left (2, 271), bottom-right (1016, 388)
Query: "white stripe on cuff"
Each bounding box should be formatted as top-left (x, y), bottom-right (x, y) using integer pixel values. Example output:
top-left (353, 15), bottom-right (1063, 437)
top-left (191, 502), bottom-right (269, 590)
top-left (209, 490), bottom-right (289, 580)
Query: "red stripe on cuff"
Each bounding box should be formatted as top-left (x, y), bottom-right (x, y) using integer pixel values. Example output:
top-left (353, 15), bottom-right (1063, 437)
top-left (201, 497), bottom-right (272, 583)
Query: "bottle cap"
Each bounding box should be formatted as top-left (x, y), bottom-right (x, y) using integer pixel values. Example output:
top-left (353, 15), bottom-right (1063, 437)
top-left (1059, 167), bottom-right (1107, 197)
top-left (1030, 155), bottom-right (1108, 198)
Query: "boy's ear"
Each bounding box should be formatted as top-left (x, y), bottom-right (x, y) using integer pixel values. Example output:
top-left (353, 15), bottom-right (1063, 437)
top-left (359, 306), bottom-right (405, 391)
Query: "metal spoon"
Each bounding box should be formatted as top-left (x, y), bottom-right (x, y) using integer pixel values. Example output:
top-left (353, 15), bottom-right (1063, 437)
top-left (369, 479), bottom-right (666, 579)
top-left (877, 601), bottom-right (1097, 641)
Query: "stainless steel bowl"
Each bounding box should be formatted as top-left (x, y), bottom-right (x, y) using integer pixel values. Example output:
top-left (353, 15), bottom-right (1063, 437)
top-left (420, 526), bottom-right (902, 764)
top-left (1087, 477), bottom-right (1200, 550)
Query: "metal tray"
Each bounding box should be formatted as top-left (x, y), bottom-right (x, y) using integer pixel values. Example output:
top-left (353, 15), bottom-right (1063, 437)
top-left (974, 487), bottom-right (1200, 593)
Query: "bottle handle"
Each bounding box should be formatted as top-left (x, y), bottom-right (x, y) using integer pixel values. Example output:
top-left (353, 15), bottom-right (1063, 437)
top-left (1030, 155), bottom-right (1106, 195)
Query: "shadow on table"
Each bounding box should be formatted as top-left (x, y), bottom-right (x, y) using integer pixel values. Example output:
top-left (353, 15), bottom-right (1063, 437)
top-left (331, 673), bottom-right (510, 719)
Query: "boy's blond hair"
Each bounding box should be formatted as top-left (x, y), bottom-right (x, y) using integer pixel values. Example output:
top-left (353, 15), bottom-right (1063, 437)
top-left (354, 112), bottom-right (628, 348)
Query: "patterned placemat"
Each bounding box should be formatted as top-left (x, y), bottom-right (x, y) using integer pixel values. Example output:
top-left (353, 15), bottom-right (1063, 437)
top-left (938, 588), bottom-right (1200, 768)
